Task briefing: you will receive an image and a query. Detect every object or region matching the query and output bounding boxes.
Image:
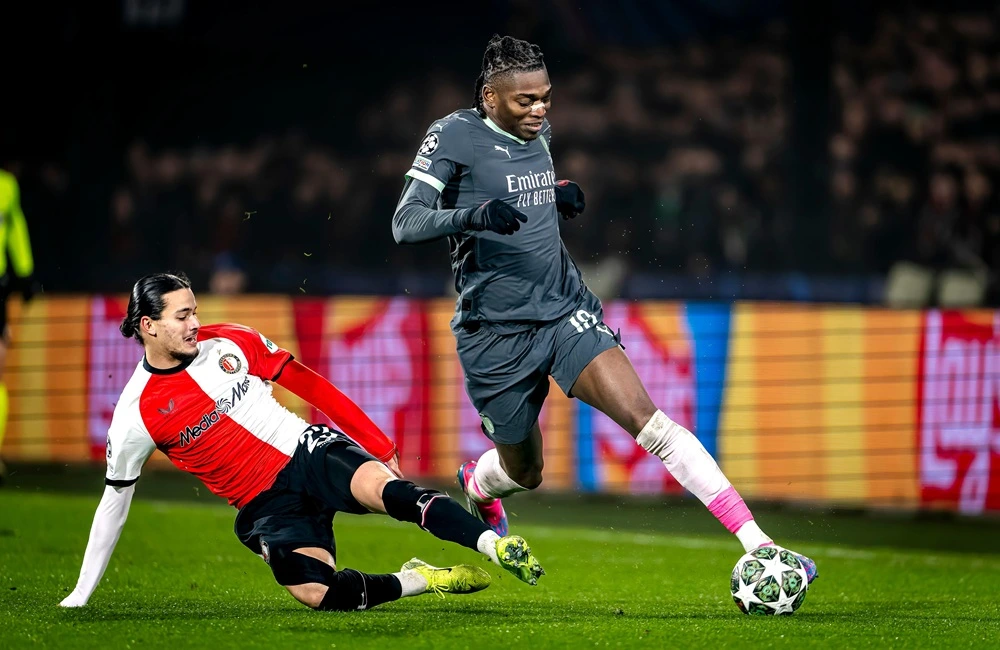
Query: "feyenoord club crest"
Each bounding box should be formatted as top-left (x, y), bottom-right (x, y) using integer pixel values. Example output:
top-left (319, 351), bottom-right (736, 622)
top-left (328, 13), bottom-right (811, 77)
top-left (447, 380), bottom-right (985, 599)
top-left (219, 353), bottom-right (242, 374)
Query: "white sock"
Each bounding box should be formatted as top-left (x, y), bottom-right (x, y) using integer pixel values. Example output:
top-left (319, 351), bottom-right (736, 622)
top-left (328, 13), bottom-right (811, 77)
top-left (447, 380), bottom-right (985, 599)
top-left (735, 521), bottom-right (772, 553)
top-left (636, 410), bottom-right (730, 506)
top-left (394, 531), bottom-right (501, 598)
top-left (393, 570), bottom-right (428, 598)
top-left (477, 530), bottom-right (501, 565)
top-left (470, 448), bottom-right (528, 502)
top-left (637, 410), bottom-right (771, 547)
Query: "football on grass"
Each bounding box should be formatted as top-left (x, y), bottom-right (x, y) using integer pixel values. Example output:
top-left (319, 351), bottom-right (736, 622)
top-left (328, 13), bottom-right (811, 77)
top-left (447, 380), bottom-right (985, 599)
top-left (730, 545), bottom-right (808, 615)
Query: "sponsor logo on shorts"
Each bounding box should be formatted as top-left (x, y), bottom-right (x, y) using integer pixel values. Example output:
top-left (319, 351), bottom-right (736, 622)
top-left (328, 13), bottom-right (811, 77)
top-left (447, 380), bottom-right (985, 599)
top-left (480, 414), bottom-right (495, 435)
top-left (261, 540), bottom-right (270, 564)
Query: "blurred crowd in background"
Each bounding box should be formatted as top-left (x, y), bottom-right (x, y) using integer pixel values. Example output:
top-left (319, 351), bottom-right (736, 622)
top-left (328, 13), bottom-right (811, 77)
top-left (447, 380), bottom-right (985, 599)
top-left (5, 2), bottom-right (999, 305)
top-left (830, 9), bottom-right (1000, 305)
top-left (102, 26), bottom-right (791, 298)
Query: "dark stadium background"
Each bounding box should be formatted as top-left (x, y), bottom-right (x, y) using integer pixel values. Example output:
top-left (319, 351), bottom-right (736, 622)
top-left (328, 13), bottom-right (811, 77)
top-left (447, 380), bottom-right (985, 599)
top-left (7, 0), bottom-right (995, 305)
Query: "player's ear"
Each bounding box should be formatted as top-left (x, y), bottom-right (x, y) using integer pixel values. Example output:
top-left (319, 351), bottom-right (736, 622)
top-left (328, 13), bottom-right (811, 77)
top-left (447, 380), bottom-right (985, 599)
top-left (483, 84), bottom-right (497, 110)
top-left (140, 315), bottom-right (156, 338)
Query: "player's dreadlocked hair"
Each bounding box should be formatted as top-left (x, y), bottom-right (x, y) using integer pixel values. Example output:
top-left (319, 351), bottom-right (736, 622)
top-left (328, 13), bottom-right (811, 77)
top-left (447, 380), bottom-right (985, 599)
top-left (120, 271), bottom-right (192, 344)
top-left (473, 35), bottom-right (546, 115)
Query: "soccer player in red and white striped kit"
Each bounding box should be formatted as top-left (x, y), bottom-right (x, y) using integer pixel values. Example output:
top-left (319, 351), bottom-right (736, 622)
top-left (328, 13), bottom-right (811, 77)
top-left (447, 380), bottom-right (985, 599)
top-left (59, 272), bottom-right (543, 611)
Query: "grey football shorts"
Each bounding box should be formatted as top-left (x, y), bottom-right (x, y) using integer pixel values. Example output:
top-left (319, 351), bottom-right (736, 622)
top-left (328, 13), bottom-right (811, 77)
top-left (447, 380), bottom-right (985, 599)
top-left (455, 291), bottom-right (623, 445)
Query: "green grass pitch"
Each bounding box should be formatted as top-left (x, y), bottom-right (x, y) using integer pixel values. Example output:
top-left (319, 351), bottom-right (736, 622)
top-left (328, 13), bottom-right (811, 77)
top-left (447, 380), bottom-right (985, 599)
top-left (2, 484), bottom-right (999, 649)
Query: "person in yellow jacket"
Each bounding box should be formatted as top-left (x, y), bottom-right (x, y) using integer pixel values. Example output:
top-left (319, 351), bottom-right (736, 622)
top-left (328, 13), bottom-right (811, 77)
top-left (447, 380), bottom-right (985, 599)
top-left (0, 168), bottom-right (37, 483)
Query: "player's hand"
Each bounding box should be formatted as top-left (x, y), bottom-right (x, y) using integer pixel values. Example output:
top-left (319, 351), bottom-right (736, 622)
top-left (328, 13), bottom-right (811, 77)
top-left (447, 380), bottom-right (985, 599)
top-left (464, 199), bottom-right (528, 235)
top-left (555, 180), bottom-right (585, 220)
top-left (59, 590), bottom-right (88, 608)
top-left (386, 452), bottom-right (404, 479)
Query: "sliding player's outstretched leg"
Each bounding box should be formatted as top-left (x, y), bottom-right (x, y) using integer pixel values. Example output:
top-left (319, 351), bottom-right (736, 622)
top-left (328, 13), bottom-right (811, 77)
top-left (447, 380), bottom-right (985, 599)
top-left (400, 558), bottom-right (491, 596)
top-left (276, 546), bottom-right (490, 610)
top-left (378, 477), bottom-right (545, 585)
top-left (495, 533), bottom-right (545, 586)
top-left (321, 431), bottom-right (545, 586)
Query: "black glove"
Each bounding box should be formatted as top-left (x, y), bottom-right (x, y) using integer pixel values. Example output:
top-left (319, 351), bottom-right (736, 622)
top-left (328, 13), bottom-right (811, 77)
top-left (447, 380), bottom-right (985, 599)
top-left (554, 180), bottom-right (585, 220)
top-left (19, 274), bottom-right (40, 304)
top-left (463, 199), bottom-right (528, 235)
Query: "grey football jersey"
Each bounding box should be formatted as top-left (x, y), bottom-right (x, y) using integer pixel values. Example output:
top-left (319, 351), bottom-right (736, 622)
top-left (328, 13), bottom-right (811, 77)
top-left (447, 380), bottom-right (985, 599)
top-left (402, 109), bottom-right (585, 331)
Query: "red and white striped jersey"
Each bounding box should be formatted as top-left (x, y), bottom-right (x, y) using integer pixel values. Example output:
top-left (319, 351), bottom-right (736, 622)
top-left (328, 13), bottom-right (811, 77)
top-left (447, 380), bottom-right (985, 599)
top-left (105, 323), bottom-right (309, 509)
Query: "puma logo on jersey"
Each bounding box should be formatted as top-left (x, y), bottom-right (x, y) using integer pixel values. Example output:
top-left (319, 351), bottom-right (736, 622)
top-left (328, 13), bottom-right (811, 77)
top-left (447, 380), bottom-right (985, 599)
top-left (158, 399), bottom-right (175, 415)
top-left (494, 145), bottom-right (511, 158)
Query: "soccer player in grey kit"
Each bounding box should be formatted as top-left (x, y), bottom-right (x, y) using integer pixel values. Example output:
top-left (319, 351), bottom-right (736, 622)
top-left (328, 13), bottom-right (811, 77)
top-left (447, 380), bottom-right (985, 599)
top-left (393, 35), bottom-right (817, 583)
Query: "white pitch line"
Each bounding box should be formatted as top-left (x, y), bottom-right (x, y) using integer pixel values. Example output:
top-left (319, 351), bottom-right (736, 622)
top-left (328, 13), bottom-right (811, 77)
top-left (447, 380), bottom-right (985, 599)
top-left (139, 498), bottom-right (1000, 568)
top-left (347, 517), bottom-right (1000, 568)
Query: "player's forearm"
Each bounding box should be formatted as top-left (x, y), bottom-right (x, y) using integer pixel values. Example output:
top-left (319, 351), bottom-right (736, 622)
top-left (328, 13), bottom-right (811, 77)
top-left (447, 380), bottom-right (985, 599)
top-left (393, 203), bottom-right (470, 243)
top-left (275, 360), bottom-right (397, 462)
top-left (392, 179), bottom-right (472, 244)
top-left (63, 485), bottom-right (134, 606)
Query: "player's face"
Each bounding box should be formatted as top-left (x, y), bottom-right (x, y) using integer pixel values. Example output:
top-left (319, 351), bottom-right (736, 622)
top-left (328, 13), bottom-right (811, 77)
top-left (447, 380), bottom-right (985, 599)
top-left (144, 288), bottom-right (201, 362)
top-left (487, 68), bottom-right (552, 141)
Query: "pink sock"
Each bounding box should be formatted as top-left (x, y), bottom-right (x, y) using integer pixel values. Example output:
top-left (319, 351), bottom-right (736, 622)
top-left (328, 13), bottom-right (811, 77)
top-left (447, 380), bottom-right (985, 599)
top-left (707, 486), bottom-right (753, 534)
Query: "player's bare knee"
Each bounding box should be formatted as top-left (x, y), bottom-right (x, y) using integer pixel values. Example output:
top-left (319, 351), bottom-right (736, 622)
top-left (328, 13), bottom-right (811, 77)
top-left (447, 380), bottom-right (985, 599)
top-left (287, 582), bottom-right (328, 609)
top-left (274, 555), bottom-right (374, 612)
top-left (265, 545), bottom-right (337, 605)
top-left (265, 547), bottom-right (372, 611)
top-left (351, 461), bottom-right (396, 513)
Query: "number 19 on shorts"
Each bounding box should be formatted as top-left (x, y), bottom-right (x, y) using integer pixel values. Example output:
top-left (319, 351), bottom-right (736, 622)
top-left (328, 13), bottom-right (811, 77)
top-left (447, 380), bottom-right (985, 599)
top-left (569, 309), bottom-right (598, 333)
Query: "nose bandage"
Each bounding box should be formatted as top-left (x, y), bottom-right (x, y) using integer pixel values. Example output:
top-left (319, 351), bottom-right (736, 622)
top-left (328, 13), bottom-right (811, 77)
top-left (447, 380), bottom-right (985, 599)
top-left (530, 101), bottom-right (545, 112)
